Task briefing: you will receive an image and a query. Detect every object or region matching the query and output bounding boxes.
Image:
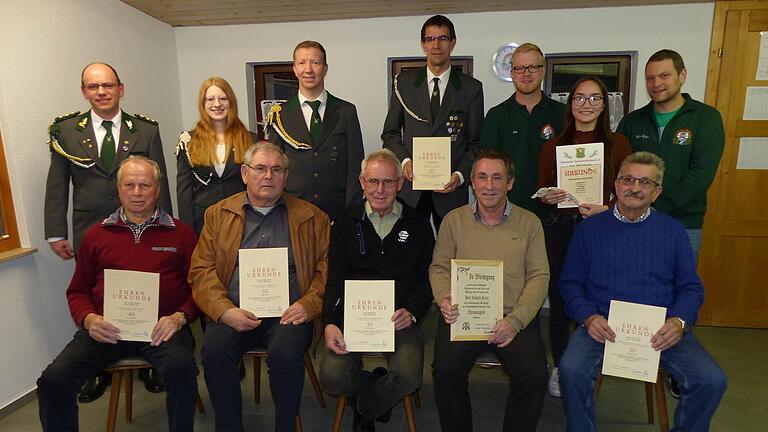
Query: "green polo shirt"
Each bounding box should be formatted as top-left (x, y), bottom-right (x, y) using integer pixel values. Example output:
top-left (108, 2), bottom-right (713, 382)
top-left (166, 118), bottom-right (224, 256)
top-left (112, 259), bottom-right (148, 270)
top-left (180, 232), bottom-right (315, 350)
top-left (480, 94), bottom-right (565, 219)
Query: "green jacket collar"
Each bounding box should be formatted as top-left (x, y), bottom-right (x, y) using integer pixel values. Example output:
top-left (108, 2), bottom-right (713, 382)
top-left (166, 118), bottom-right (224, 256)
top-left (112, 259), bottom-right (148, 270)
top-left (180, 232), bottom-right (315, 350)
top-left (283, 92), bottom-right (341, 111)
top-left (414, 66), bottom-right (463, 92)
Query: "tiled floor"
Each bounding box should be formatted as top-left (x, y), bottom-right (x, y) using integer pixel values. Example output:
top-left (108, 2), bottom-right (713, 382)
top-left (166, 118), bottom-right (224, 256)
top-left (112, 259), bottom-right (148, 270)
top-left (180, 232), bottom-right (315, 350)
top-left (2, 307), bottom-right (766, 431)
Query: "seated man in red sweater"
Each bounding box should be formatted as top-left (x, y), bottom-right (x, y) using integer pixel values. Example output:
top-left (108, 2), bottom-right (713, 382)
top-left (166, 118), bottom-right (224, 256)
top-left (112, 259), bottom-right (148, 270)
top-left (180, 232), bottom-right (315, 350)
top-left (37, 156), bottom-right (199, 432)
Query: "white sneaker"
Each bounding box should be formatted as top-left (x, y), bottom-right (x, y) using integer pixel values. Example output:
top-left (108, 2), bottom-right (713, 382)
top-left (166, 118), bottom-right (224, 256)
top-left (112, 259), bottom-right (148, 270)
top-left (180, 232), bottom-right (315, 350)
top-left (548, 367), bottom-right (562, 397)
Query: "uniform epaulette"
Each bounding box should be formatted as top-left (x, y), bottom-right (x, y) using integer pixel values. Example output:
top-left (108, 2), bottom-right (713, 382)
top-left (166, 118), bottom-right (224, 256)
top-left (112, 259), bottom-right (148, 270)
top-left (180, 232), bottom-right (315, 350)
top-left (265, 104), bottom-right (312, 150)
top-left (133, 113), bottom-right (158, 125)
top-left (53, 111), bottom-right (81, 123)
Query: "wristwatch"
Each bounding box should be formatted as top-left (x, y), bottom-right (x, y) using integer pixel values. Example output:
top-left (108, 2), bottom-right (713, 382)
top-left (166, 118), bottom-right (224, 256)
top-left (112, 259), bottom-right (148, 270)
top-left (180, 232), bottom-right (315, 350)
top-left (675, 317), bottom-right (687, 332)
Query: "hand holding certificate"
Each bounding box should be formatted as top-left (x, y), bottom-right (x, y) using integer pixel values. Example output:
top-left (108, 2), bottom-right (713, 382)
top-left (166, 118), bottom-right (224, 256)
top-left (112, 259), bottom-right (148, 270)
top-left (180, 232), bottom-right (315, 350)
top-left (344, 280), bottom-right (395, 352)
top-left (450, 259), bottom-right (504, 341)
top-left (555, 142), bottom-right (604, 208)
top-left (602, 300), bottom-right (666, 383)
top-left (103, 269), bottom-right (160, 343)
top-left (239, 247), bottom-right (290, 318)
top-left (412, 137), bottom-right (451, 190)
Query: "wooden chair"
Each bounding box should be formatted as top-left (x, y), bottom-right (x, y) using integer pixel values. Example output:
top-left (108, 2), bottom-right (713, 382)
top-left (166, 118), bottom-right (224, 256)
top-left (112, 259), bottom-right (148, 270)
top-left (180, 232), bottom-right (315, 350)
top-left (243, 348), bottom-right (325, 432)
top-left (595, 369), bottom-right (669, 432)
top-left (329, 352), bottom-right (421, 432)
top-left (103, 357), bottom-right (205, 432)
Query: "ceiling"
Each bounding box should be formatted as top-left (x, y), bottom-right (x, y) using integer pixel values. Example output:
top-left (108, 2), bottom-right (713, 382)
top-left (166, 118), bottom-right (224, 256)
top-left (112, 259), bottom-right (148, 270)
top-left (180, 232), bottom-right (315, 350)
top-left (121, 0), bottom-right (710, 27)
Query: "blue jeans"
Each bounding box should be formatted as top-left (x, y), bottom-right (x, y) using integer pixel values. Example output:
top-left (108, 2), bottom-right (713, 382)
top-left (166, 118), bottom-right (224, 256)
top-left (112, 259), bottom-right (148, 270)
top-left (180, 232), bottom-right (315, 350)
top-left (320, 325), bottom-right (424, 419)
top-left (202, 319), bottom-right (312, 432)
top-left (686, 228), bottom-right (702, 261)
top-left (559, 327), bottom-right (726, 432)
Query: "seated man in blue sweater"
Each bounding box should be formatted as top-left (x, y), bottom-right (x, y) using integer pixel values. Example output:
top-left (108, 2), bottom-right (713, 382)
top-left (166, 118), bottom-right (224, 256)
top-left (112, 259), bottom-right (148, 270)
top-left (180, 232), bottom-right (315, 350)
top-left (558, 151), bottom-right (726, 432)
top-left (320, 149), bottom-right (435, 432)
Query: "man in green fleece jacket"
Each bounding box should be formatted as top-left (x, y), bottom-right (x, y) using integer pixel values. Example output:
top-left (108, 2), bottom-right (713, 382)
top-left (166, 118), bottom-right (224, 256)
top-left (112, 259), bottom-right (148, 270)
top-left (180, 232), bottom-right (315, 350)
top-left (618, 49), bottom-right (724, 257)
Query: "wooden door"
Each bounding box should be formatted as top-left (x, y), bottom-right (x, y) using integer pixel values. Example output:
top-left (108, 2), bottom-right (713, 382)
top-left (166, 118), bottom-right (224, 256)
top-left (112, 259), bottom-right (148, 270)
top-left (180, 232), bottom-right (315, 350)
top-left (699, 1), bottom-right (768, 328)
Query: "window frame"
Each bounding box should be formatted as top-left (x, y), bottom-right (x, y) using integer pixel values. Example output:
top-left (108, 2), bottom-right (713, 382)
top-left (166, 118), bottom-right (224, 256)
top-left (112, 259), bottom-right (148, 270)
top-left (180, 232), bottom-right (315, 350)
top-left (0, 127), bottom-right (21, 254)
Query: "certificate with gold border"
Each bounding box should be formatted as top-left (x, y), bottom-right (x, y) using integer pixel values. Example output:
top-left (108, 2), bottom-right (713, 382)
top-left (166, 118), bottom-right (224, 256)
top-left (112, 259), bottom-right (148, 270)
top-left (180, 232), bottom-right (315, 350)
top-left (602, 300), bottom-right (666, 383)
top-left (344, 280), bottom-right (395, 352)
top-left (103, 269), bottom-right (159, 342)
top-left (412, 137), bottom-right (451, 190)
top-left (450, 259), bottom-right (504, 341)
top-left (239, 247), bottom-right (290, 318)
top-left (555, 142), bottom-right (604, 208)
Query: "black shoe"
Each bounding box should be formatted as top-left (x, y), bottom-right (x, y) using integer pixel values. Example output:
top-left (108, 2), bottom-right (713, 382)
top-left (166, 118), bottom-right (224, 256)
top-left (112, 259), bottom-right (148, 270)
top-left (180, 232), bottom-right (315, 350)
top-left (669, 376), bottom-right (681, 399)
top-left (351, 395), bottom-right (375, 432)
top-left (370, 368), bottom-right (392, 423)
top-left (77, 373), bottom-right (111, 403)
top-left (142, 368), bottom-right (165, 393)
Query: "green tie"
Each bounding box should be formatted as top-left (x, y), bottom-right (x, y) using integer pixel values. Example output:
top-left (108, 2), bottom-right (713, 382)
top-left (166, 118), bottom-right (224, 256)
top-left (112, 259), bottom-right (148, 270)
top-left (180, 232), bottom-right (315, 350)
top-left (307, 100), bottom-right (322, 142)
top-left (430, 77), bottom-right (441, 120)
top-left (100, 120), bottom-right (116, 170)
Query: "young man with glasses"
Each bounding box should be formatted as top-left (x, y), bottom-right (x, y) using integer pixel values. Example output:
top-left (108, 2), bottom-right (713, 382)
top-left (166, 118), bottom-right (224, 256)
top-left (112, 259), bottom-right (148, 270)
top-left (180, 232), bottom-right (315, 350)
top-left (190, 141), bottom-right (330, 432)
top-left (382, 14), bottom-right (484, 229)
top-left (44, 62), bottom-right (173, 402)
top-left (320, 149), bottom-right (434, 432)
top-left (558, 151), bottom-right (726, 431)
top-left (480, 43), bottom-right (565, 221)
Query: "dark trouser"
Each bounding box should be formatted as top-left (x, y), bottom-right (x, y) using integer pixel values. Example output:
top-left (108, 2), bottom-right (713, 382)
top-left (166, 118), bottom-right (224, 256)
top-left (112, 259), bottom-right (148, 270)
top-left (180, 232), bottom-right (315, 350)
top-left (37, 327), bottom-right (197, 432)
top-left (416, 191), bottom-right (443, 230)
top-left (202, 318), bottom-right (312, 432)
top-left (432, 315), bottom-right (548, 432)
top-left (320, 325), bottom-right (424, 419)
top-left (543, 213), bottom-right (580, 366)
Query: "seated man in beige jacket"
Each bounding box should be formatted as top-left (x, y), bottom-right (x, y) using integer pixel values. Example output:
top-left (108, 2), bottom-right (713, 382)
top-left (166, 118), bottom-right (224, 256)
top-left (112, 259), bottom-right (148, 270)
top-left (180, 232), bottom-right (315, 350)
top-left (189, 141), bottom-right (330, 432)
top-left (430, 149), bottom-right (550, 432)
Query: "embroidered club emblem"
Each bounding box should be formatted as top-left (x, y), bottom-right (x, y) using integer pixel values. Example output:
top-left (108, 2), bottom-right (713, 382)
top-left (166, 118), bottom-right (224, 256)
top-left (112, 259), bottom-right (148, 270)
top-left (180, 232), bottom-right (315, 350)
top-left (540, 124), bottom-right (554, 140)
top-left (397, 230), bottom-right (409, 243)
top-left (674, 128), bottom-right (693, 146)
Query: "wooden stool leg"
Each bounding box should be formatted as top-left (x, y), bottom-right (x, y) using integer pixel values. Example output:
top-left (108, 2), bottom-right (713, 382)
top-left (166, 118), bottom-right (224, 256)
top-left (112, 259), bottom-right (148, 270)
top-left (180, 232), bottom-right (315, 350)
top-left (253, 356), bottom-right (261, 404)
top-left (644, 382), bottom-right (655, 424)
top-left (106, 372), bottom-right (122, 432)
top-left (125, 370), bottom-right (134, 423)
top-left (404, 394), bottom-right (417, 432)
top-left (294, 414), bottom-right (303, 432)
top-left (196, 392), bottom-right (206, 414)
top-left (594, 373), bottom-right (604, 399)
top-left (332, 395), bottom-right (347, 432)
top-left (304, 352), bottom-right (326, 409)
top-left (656, 372), bottom-right (670, 432)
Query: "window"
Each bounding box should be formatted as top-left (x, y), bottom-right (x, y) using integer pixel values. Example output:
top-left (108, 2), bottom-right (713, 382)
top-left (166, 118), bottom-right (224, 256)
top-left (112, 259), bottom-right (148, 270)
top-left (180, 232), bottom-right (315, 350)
top-left (543, 52), bottom-right (637, 116)
top-left (246, 62), bottom-right (297, 139)
top-left (387, 56), bottom-right (474, 101)
top-left (0, 127), bottom-right (21, 254)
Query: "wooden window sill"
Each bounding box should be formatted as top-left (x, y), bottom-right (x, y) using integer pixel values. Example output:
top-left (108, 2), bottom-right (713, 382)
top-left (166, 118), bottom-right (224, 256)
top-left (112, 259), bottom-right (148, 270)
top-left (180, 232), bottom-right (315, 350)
top-left (0, 247), bottom-right (38, 264)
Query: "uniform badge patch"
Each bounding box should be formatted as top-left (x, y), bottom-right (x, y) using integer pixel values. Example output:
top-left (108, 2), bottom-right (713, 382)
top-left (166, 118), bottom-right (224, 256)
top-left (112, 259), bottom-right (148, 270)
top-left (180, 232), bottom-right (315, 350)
top-left (674, 128), bottom-right (693, 146)
top-left (540, 124), bottom-right (554, 140)
top-left (397, 230), bottom-right (409, 243)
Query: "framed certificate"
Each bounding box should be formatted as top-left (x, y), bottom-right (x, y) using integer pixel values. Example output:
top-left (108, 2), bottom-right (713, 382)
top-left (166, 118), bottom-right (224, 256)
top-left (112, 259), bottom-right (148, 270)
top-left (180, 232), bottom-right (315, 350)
top-left (602, 300), bottom-right (666, 383)
top-left (103, 269), bottom-right (159, 342)
top-left (450, 259), bottom-right (504, 341)
top-left (555, 142), bottom-right (604, 208)
top-left (412, 137), bottom-right (451, 190)
top-left (344, 280), bottom-right (395, 352)
top-left (239, 247), bottom-right (290, 318)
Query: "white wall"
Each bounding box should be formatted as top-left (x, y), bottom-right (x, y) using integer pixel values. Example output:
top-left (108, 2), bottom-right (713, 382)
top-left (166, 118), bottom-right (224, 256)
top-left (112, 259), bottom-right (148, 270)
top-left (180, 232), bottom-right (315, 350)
top-left (175, 3), bottom-right (715, 155)
top-left (0, 0), bottom-right (180, 408)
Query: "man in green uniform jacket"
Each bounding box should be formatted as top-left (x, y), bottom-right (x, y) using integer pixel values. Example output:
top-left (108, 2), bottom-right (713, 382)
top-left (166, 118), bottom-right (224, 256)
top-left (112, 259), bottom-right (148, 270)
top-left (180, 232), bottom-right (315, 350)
top-left (618, 49), bottom-right (724, 256)
top-left (480, 43), bottom-right (564, 220)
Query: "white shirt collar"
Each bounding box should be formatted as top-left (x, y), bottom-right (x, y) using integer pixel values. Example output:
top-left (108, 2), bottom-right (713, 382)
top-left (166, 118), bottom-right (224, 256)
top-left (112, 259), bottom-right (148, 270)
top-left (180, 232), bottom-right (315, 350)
top-left (427, 65), bottom-right (451, 85)
top-left (91, 110), bottom-right (122, 130)
top-left (298, 89), bottom-right (328, 107)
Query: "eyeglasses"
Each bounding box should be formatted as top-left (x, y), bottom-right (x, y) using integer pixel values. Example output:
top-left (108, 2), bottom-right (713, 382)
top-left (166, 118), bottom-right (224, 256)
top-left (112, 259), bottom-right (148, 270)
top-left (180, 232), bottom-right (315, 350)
top-left (363, 178), bottom-right (398, 189)
top-left (512, 64), bottom-right (544, 74)
top-left (205, 96), bottom-right (230, 105)
top-left (422, 35), bottom-right (451, 43)
top-left (84, 82), bottom-right (119, 91)
top-left (573, 95), bottom-right (604, 106)
top-left (617, 175), bottom-right (660, 189)
top-left (244, 163), bottom-right (286, 177)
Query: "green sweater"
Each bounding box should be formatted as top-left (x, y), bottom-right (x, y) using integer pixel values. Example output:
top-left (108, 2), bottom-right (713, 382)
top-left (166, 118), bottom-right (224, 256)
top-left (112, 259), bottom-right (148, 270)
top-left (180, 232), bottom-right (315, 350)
top-left (480, 94), bottom-right (565, 220)
top-left (617, 94), bottom-right (724, 228)
top-left (429, 203), bottom-right (549, 331)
